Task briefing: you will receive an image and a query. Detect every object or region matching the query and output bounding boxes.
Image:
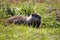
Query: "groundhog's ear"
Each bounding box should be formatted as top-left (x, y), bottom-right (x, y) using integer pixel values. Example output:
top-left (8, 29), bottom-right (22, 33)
top-left (31, 14), bottom-right (34, 16)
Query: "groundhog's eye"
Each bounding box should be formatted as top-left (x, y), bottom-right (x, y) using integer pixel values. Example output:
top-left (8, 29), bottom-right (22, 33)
top-left (39, 16), bottom-right (41, 19)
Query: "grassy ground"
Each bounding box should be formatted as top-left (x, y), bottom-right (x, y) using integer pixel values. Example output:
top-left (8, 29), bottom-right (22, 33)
top-left (0, 24), bottom-right (60, 40)
top-left (0, 0), bottom-right (60, 40)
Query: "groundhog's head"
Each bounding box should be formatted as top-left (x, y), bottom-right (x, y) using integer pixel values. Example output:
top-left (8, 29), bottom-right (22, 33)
top-left (31, 14), bottom-right (41, 19)
top-left (27, 13), bottom-right (41, 28)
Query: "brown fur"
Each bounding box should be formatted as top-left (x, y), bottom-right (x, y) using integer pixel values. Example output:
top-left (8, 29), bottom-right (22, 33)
top-left (6, 14), bottom-right (41, 28)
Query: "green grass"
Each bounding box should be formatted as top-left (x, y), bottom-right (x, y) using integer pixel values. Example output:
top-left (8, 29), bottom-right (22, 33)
top-left (0, 0), bottom-right (60, 40)
top-left (0, 24), bottom-right (60, 40)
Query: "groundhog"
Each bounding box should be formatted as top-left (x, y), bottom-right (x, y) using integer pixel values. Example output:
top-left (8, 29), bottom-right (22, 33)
top-left (6, 14), bottom-right (41, 28)
top-left (26, 14), bottom-right (41, 28)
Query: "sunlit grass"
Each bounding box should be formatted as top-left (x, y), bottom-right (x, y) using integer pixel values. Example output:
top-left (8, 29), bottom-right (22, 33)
top-left (0, 24), bottom-right (60, 40)
top-left (0, 0), bottom-right (60, 40)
